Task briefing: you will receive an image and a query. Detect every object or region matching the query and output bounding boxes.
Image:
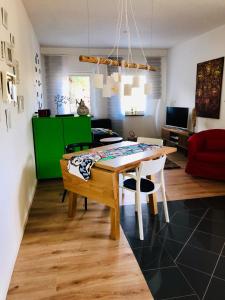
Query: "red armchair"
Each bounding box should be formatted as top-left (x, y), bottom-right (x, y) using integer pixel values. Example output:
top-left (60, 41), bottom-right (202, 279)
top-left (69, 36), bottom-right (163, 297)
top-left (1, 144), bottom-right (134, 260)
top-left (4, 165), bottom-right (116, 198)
top-left (185, 129), bottom-right (225, 180)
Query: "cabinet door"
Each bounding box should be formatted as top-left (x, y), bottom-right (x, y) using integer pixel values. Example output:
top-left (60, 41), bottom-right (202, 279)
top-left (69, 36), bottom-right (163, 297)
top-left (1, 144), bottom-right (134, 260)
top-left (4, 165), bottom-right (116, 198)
top-left (62, 116), bottom-right (92, 146)
top-left (32, 118), bottom-right (64, 179)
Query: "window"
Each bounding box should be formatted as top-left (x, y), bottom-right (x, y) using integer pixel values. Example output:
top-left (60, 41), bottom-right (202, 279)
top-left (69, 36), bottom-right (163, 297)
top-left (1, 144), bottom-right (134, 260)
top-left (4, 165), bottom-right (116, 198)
top-left (120, 75), bottom-right (147, 116)
top-left (67, 75), bottom-right (91, 113)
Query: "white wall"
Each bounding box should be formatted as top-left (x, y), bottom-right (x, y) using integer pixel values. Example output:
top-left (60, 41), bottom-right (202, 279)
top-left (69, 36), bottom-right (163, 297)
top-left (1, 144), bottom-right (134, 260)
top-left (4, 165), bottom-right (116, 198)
top-left (167, 24), bottom-right (225, 132)
top-left (41, 47), bottom-right (167, 138)
top-left (0, 1), bottom-right (42, 299)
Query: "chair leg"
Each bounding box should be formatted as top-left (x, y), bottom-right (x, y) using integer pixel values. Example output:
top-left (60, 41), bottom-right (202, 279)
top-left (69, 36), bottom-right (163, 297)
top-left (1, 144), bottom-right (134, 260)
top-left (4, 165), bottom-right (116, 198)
top-left (161, 171), bottom-right (170, 223)
top-left (135, 192), bottom-right (138, 212)
top-left (84, 197), bottom-right (88, 211)
top-left (136, 191), bottom-right (144, 240)
top-left (62, 190), bottom-right (67, 202)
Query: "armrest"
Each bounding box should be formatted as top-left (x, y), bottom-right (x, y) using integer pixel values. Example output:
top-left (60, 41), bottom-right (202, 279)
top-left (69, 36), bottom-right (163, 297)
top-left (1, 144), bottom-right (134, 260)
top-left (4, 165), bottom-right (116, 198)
top-left (187, 134), bottom-right (204, 159)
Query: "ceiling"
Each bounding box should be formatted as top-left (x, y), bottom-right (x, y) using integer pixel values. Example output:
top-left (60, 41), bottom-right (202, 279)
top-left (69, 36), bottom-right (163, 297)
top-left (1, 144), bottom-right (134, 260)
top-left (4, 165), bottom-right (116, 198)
top-left (22, 0), bottom-right (225, 49)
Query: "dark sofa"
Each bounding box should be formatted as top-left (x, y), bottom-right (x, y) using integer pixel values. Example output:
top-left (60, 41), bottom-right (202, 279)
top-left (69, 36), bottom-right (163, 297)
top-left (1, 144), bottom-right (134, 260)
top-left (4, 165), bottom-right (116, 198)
top-left (91, 118), bottom-right (119, 146)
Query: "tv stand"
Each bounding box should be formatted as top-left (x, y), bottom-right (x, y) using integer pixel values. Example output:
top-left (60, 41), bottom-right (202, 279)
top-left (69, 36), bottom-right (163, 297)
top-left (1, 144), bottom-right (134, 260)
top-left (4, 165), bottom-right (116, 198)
top-left (162, 126), bottom-right (193, 152)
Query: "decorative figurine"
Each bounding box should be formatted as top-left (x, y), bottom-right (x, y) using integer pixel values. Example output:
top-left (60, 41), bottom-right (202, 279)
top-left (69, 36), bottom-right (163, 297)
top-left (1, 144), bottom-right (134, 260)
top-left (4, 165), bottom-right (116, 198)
top-left (76, 99), bottom-right (89, 116)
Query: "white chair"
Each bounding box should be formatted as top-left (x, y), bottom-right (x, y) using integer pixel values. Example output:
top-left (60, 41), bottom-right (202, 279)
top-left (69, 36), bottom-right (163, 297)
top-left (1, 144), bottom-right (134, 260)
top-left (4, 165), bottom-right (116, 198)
top-left (121, 137), bottom-right (163, 200)
top-left (121, 155), bottom-right (169, 240)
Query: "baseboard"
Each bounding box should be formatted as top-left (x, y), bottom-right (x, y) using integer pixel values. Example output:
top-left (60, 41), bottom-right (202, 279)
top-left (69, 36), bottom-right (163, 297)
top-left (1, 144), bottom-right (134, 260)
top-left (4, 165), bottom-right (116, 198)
top-left (22, 178), bottom-right (37, 231)
top-left (5, 179), bottom-right (37, 300)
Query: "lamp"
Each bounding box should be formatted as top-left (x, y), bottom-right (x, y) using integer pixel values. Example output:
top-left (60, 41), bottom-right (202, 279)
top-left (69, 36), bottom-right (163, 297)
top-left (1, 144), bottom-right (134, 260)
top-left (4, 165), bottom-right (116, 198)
top-left (81, 0), bottom-right (156, 97)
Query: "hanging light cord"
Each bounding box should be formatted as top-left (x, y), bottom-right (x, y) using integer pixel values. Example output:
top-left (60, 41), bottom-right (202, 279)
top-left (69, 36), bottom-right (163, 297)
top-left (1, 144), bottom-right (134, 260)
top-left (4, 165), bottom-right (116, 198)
top-left (129, 0), bottom-right (147, 65)
top-left (108, 0), bottom-right (122, 59)
top-left (86, 0), bottom-right (90, 56)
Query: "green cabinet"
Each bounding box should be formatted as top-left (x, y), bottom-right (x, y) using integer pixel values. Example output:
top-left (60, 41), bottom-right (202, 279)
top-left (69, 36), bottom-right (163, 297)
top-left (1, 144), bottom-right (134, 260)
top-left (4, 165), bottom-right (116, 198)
top-left (32, 116), bottom-right (92, 179)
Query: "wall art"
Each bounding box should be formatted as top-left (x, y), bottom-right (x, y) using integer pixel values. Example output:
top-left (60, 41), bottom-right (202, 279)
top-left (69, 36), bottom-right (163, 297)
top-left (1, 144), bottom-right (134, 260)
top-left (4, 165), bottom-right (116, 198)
top-left (13, 60), bottom-right (20, 84)
top-left (17, 96), bottom-right (24, 113)
top-left (195, 57), bottom-right (224, 119)
top-left (0, 41), bottom-right (5, 60)
top-left (5, 43), bottom-right (13, 66)
top-left (1, 7), bottom-right (8, 29)
top-left (10, 33), bottom-right (15, 47)
top-left (0, 71), bottom-right (3, 101)
top-left (2, 73), bottom-right (17, 102)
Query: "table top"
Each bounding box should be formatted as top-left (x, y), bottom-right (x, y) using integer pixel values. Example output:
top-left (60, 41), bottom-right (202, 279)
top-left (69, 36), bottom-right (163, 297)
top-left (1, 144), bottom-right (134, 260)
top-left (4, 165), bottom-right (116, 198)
top-left (63, 141), bottom-right (177, 173)
top-left (100, 137), bottom-right (123, 143)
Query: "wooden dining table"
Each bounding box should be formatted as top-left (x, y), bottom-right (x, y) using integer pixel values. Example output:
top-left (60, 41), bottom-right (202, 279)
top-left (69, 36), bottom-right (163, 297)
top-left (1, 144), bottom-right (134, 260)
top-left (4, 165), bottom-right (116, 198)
top-left (60, 141), bottom-right (177, 240)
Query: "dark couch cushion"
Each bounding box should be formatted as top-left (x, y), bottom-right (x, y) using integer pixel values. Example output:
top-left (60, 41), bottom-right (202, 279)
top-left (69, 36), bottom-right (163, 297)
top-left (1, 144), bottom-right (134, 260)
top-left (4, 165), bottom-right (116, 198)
top-left (195, 152), bottom-right (225, 164)
top-left (206, 139), bottom-right (225, 151)
top-left (91, 119), bottom-right (112, 129)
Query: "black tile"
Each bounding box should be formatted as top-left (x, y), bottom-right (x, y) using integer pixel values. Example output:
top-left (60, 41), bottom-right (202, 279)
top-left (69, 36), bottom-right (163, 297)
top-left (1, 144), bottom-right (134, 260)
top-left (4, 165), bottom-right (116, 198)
top-left (144, 267), bottom-right (194, 299)
top-left (188, 208), bottom-right (208, 217)
top-left (158, 237), bottom-right (184, 260)
top-left (178, 263), bottom-right (211, 298)
top-left (177, 245), bottom-right (218, 274)
top-left (205, 196), bottom-right (225, 210)
top-left (188, 230), bottom-right (225, 254)
top-left (215, 256), bottom-right (225, 281)
top-left (134, 242), bottom-right (175, 271)
top-left (124, 221), bottom-right (166, 249)
top-left (197, 218), bottom-right (225, 238)
top-left (170, 212), bottom-right (200, 229)
top-left (204, 208), bottom-right (225, 223)
top-left (204, 277), bottom-right (225, 300)
top-left (158, 223), bottom-right (192, 244)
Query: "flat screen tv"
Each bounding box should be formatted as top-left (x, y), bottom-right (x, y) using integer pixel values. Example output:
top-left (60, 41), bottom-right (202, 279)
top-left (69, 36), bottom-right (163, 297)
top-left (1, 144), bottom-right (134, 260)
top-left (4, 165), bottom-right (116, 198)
top-left (166, 107), bottom-right (189, 129)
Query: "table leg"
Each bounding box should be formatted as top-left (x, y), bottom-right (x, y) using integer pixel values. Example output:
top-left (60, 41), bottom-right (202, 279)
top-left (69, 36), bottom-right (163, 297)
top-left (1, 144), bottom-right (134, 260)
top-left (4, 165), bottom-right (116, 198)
top-left (110, 173), bottom-right (120, 240)
top-left (148, 175), bottom-right (158, 215)
top-left (148, 193), bottom-right (158, 215)
top-left (68, 192), bottom-right (77, 218)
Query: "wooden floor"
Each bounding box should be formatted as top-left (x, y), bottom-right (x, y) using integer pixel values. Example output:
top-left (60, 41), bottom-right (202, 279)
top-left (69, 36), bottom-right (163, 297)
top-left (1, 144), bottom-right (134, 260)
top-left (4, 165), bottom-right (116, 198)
top-left (7, 152), bottom-right (225, 300)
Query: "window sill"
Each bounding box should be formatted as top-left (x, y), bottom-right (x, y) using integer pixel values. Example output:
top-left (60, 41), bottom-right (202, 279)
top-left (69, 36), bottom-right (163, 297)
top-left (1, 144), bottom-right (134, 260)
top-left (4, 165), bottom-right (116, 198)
top-left (125, 111), bottom-right (144, 116)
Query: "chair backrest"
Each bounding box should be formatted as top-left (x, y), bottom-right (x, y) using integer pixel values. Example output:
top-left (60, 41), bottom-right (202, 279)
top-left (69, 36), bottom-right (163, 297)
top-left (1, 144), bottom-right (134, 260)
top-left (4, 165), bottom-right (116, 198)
top-left (137, 137), bottom-right (163, 146)
top-left (137, 155), bottom-right (167, 177)
top-left (65, 142), bottom-right (93, 154)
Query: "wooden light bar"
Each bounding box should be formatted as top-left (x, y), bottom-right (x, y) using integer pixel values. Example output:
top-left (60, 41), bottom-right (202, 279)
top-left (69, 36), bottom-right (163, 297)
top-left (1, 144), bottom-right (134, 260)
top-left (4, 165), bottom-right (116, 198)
top-left (79, 55), bottom-right (157, 72)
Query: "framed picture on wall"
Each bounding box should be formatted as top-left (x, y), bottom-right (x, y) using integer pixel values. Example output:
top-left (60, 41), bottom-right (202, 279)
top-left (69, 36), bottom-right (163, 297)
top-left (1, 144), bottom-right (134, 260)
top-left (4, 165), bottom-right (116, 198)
top-left (13, 60), bottom-right (20, 84)
top-left (1, 7), bottom-right (8, 29)
top-left (4, 73), bottom-right (17, 102)
top-left (0, 41), bottom-right (5, 60)
top-left (0, 71), bottom-right (3, 101)
top-left (195, 57), bottom-right (224, 119)
top-left (5, 43), bottom-right (13, 66)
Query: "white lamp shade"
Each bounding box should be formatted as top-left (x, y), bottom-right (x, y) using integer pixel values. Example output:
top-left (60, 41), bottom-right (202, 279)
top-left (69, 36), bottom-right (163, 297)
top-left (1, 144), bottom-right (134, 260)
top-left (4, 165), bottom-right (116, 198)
top-left (102, 84), bottom-right (111, 98)
top-left (124, 84), bottom-right (132, 96)
top-left (111, 82), bottom-right (120, 95)
top-left (106, 75), bottom-right (114, 86)
top-left (111, 72), bottom-right (120, 82)
top-left (144, 83), bottom-right (152, 95)
top-left (132, 75), bottom-right (140, 88)
top-left (93, 74), bottom-right (103, 89)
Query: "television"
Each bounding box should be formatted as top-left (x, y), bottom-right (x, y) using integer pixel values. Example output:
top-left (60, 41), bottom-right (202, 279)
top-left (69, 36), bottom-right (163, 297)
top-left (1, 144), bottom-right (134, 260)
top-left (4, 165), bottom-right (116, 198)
top-left (166, 107), bottom-right (189, 129)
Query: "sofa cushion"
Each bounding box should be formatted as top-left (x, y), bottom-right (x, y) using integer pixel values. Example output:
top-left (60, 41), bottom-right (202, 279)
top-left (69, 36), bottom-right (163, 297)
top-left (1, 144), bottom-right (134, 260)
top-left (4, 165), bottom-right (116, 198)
top-left (206, 139), bottom-right (225, 151)
top-left (195, 152), bottom-right (225, 164)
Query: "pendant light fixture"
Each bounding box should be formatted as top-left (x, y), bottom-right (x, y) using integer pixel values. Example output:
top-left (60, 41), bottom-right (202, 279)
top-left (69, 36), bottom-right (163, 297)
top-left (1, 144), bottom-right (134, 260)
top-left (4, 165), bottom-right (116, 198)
top-left (81, 0), bottom-right (156, 98)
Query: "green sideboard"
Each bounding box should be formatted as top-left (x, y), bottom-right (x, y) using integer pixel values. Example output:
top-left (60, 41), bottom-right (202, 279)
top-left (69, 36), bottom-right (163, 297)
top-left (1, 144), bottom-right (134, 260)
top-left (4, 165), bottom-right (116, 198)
top-left (32, 116), bottom-right (92, 179)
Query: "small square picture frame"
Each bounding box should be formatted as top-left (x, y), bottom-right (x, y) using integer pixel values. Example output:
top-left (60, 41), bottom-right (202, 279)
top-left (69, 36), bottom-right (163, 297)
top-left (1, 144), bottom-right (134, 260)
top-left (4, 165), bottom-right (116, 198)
top-left (13, 60), bottom-right (20, 84)
top-left (0, 41), bottom-right (5, 60)
top-left (10, 33), bottom-right (15, 47)
top-left (17, 95), bottom-right (24, 113)
top-left (5, 43), bottom-right (13, 66)
top-left (1, 7), bottom-right (8, 30)
top-left (0, 71), bottom-right (3, 101)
